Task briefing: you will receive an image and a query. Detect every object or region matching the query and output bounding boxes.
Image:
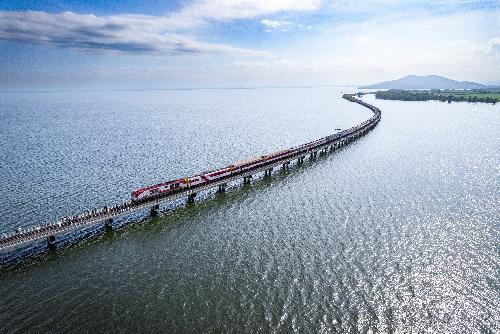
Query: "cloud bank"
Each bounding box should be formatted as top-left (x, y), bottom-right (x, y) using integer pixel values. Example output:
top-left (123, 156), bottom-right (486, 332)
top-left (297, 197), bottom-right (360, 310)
top-left (0, 11), bottom-right (260, 55)
top-left (0, 0), bottom-right (498, 89)
top-left (0, 0), bottom-right (321, 55)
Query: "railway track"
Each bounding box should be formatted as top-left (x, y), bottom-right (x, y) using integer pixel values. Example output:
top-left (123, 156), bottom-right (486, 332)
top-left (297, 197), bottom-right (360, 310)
top-left (0, 94), bottom-right (380, 252)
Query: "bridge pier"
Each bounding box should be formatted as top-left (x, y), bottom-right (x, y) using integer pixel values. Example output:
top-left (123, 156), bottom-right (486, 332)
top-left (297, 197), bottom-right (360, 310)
top-left (217, 183), bottom-right (226, 193)
top-left (243, 176), bottom-right (252, 184)
top-left (150, 204), bottom-right (159, 216)
top-left (264, 168), bottom-right (273, 177)
top-left (187, 193), bottom-right (197, 204)
top-left (297, 156), bottom-right (305, 164)
top-left (310, 151), bottom-right (317, 159)
top-left (282, 161), bottom-right (290, 170)
top-left (105, 218), bottom-right (113, 231)
top-left (47, 235), bottom-right (56, 250)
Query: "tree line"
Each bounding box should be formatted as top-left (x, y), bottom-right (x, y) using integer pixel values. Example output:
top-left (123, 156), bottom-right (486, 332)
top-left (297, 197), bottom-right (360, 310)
top-left (372, 90), bottom-right (498, 104)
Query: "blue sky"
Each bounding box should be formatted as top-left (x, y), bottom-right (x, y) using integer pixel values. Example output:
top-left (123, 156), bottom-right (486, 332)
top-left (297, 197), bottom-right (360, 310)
top-left (0, 0), bottom-right (499, 90)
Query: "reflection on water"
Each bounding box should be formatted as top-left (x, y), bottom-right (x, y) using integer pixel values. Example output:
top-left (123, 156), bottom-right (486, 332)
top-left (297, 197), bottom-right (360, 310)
top-left (0, 88), bottom-right (498, 332)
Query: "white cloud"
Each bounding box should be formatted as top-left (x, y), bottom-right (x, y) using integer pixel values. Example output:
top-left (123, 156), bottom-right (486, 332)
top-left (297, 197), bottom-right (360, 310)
top-left (0, 10), bottom-right (269, 55)
top-left (178, 0), bottom-right (321, 21)
top-left (486, 38), bottom-right (500, 56)
top-left (261, 19), bottom-right (292, 29)
top-left (0, 1), bottom-right (322, 55)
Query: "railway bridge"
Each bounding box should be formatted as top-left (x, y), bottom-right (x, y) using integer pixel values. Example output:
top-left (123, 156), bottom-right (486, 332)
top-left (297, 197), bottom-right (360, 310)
top-left (0, 95), bottom-right (381, 252)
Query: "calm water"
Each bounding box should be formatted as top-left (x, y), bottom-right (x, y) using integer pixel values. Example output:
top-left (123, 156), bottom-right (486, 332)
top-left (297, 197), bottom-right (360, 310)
top-left (0, 88), bottom-right (498, 333)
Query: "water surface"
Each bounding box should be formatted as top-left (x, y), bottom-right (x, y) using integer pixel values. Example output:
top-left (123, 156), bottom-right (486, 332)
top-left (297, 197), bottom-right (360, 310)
top-left (0, 88), bottom-right (498, 333)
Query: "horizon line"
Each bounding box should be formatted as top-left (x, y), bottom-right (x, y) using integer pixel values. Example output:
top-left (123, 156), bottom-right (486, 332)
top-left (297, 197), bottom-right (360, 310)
top-left (0, 84), bottom-right (360, 94)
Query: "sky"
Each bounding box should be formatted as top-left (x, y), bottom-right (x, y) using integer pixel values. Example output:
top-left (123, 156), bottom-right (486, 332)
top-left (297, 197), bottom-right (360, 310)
top-left (0, 0), bottom-right (499, 90)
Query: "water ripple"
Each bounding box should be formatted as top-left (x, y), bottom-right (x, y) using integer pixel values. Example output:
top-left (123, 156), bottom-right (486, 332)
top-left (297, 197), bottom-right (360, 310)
top-left (0, 88), bottom-right (498, 333)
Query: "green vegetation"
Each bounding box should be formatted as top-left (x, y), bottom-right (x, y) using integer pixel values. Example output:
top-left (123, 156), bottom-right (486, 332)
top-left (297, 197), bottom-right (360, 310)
top-left (372, 89), bottom-right (499, 104)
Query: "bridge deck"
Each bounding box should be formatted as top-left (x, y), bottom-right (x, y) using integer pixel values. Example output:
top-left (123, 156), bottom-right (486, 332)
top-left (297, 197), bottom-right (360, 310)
top-left (0, 95), bottom-right (380, 251)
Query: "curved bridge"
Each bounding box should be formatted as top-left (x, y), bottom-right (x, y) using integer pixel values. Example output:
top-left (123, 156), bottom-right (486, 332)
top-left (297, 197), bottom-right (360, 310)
top-left (0, 94), bottom-right (381, 252)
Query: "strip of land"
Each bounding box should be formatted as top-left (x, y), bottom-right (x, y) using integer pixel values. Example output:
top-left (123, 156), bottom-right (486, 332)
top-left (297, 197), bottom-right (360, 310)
top-left (363, 89), bottom-right (500, 104)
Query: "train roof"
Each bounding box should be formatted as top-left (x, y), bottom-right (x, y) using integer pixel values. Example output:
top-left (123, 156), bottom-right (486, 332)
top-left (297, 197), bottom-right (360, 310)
top-left (231, 156), bottom-right (263, 167)
top-left (267, 149), bottom-right (291, 157)
top-left (231, 148), bottom-right (292, 167)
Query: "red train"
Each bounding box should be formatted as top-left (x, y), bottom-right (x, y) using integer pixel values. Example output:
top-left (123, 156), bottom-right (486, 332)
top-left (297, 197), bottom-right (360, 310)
top-left (131, 96), bottom-right (381, 203)
top-left (131, 148), bottom-right (297, 202)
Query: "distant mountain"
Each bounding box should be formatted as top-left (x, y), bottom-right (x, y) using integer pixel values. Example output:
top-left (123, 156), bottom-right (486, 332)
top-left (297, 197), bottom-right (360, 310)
top-left (360, 75), bottom-right (487, 89)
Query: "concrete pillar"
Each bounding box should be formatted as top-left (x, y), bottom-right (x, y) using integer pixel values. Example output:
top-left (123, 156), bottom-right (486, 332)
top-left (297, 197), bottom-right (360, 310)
top-left (187, 193), bottom-right (197, 204)
top-left (105, 218), bottom-right (113, 231)
top-left (243, 175), bottom-right (252, 184)
top-left (150, 204), bottom-right (159, 216)
top-left (47, 235), bottom-right (56, 249)
top-left (264, 168), bottom-right (273, 177)
top-left (218, 183), bottom-right (226, 193)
